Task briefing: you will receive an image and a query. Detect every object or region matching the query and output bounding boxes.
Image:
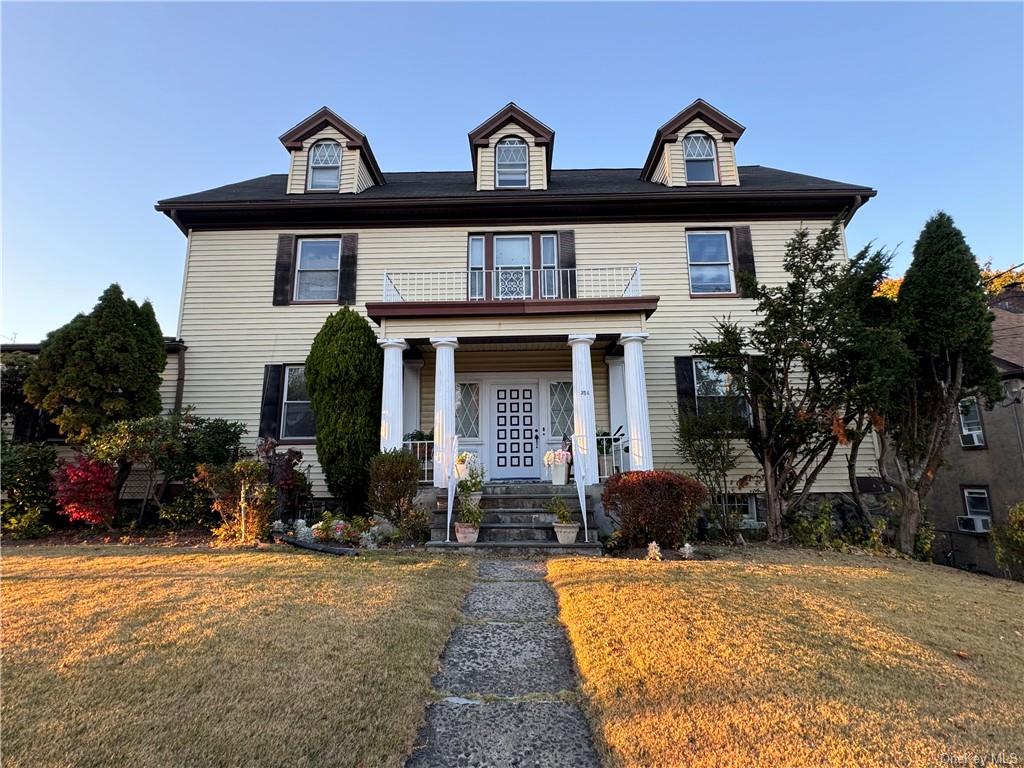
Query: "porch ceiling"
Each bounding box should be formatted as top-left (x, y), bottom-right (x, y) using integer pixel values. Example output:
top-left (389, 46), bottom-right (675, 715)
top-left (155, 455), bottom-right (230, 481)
top-left (405, 335), bottom-right (617, 355)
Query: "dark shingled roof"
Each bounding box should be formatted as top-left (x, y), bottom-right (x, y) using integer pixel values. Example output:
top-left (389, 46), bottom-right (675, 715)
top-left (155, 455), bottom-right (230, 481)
top-left (159, 166), bottom-right (873, 206)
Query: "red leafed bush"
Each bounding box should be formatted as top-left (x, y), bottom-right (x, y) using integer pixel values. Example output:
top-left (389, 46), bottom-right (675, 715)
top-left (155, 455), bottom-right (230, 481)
top-left (53, 456), bottom-right (117, 529)
top-left (602, 470), bottom-right (707, 549)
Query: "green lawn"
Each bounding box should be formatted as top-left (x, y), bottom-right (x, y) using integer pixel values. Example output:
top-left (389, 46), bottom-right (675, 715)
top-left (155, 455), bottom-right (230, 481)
top-left (2, 547), bottom-right (474, 768)
top-left (549, 547), bottom-right (1024, 768)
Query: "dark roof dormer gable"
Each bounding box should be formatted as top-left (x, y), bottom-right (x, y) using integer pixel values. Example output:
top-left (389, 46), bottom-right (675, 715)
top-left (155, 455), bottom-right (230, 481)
top-left (468, 103), bottom-right (554, 191)
top-left (641, 99), bottom-right (745, 187)
top-left (280, 106), bottom-right (385, 194)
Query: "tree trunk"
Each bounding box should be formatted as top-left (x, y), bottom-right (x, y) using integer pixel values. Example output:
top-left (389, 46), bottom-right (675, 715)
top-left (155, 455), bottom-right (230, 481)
top-left (897, 487), bottom-right (923, 555)
top-left (114, 459), bottom-right (133, 504)
top-left (846, 433), bottom-right (872, 538)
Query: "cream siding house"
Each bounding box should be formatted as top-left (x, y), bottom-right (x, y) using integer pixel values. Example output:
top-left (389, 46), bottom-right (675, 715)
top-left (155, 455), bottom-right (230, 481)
top-left (157, 100), bottom-right (878, 532)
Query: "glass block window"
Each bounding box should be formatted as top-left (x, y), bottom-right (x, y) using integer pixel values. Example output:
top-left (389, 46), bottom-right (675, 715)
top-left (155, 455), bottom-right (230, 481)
top-left (495, 137), bottom-right (528, 187)
top-left (686, 231), bottom-right (735, 294)
top-left (549, 381), bottom-right (574, 439)
top-left (294, 239), bottom-right (340, 301)
top-left (683, 132), bottom-right (717, 182)
top-left (282, 365), bottom-right (316, 439)
top-left (963, 488), bottom-right (991, 517)
top-left (455, 383), bottom-right (480, 438)
top-left (308, 140), bottom-right (341, 190)
top-left (958, 397), bottom-right (985, 447)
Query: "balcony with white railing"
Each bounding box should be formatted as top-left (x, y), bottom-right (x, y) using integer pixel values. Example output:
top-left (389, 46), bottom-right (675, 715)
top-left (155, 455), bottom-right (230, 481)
top-left (381, 265), bottom-right (643, 304)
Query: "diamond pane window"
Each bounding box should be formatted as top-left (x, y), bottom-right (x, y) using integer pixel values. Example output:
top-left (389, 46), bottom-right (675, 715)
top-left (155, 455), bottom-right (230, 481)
top-left (683, 133), bottom-right (717, 182)
top-left (456, 383), bottom-right (480, 438)
top-left (496, 137), bottom-right (528, 187)
top-left (308, 140), bottom-right (341, 190)
top-left (549, 382), bottom-right (574, 439)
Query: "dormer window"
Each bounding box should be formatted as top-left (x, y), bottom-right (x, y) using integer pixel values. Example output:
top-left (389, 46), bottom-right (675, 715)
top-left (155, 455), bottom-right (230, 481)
top-left (308, 140), bottom-right (341, 190)
top-left (683, 133), bottom-right (717, 182)
top-left (495, 137), bottom-right (529, 188)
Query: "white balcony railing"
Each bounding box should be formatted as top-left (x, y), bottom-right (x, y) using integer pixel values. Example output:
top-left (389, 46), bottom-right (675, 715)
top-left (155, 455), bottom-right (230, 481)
top-left (382, 265), bottom-right (642, 303)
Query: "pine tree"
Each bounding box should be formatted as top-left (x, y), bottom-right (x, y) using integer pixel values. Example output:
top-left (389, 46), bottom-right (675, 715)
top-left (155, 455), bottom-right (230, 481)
top-left (24, 284), bottom-right (166, 444)
top-left (305, 307), bottom-right (383, 512)
top-left (876, 212), bottom-right (1000, 553)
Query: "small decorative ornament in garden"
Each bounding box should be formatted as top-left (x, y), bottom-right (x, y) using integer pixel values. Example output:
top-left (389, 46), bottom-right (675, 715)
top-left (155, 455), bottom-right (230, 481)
top-left (679, 542), bottom-right (695, 560)
top-left (646, 541), bottom-right (663, 562)
top-left (544, 449), bottom-right (571, 485)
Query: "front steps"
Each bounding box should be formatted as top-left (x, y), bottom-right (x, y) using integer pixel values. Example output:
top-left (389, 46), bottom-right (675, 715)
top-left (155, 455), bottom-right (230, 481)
top-left (429, 482), bottom-right (602, 554)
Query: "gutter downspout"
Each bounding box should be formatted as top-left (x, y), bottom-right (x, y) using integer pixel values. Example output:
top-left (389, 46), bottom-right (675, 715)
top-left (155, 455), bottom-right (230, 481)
top-left (174, 345), bottom-right (186, 414)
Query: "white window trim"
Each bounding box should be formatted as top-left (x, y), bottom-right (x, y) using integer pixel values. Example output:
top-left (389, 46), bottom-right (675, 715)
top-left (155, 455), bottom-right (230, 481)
top-left (281, 365), bottom-right (315, 439)
top-left (495, 136), bottom-right (529, 189)
top-left (958, 397), bottom-right (985, 447)
top-left (686, 231), bottom-right (736, 295)
top-left (307, 140), bottom-right (342, 191)
top-left (293, 238), bottom-right (341, 302)
top-left (682, 132), bottom-right (719, 184)
top-left (962, 487), bottom-right (991, 517)
top-left (467, 236), bottom-right (486, 300)
top-left (493, 234), bottom-right (533, 299)
top-left (540, 234), bottom-right (559, 298)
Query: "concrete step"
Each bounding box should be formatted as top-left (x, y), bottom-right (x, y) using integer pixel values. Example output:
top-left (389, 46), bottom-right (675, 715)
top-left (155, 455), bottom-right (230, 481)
top-left (480, 511), bottom-right (593, 525)
top-left (479, 525), bottom-right (554, 543)
top-left (425, 540), bottom-right (602, 556)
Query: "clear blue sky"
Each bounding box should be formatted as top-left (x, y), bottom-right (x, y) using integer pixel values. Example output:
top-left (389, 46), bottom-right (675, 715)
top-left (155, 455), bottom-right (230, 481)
top-left (3, 2), bottom-right (1022, 342)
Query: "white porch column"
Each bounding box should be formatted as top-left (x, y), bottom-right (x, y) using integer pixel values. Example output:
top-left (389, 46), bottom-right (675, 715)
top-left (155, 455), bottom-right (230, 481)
top-left (606, 356), bottom-right (631, 471)
top-left (430, 337), bottom-right (459, 488)
top-left (378, 339), bottom-right (408, 451)
top-left (568, 334), bottom-right (599, 485)
top-left (621, 332), bottom-right (653, 471)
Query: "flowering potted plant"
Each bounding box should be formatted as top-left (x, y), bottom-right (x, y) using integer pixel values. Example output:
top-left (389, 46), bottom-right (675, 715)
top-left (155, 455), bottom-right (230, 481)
top-left (455, 452), bottom-right (486, 505)
top-left (547, 495), bottom-right (579, 544)
top-left (455, 492), bottom-right (483, 544)
top-left (544, 449), bottom-right (571, 485)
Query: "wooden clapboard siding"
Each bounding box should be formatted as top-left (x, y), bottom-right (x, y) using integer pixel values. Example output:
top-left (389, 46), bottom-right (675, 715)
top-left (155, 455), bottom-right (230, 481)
top-left (661, 117), bottom-right (740, 187)
top-left (475, 122), bottom-right (547, 191)
top-left (178, 219), bottom-right (877, 495)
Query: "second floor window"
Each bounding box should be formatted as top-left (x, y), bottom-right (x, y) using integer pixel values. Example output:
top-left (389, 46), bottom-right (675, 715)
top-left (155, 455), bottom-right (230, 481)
top-left (308, 140), bottom-right (341, 190)
top-left (683, 132), bottom-right (717, 182)
top-left (687, 231), bottom-right (735, 295)
top-left (495, 137), bottom-right (529, 188)
top-left (294, 239), bottom-right (340, 301)
top-left (958, 397), bottom-right (985, 447)
top-left (282, 365), bottom-right (316, 439)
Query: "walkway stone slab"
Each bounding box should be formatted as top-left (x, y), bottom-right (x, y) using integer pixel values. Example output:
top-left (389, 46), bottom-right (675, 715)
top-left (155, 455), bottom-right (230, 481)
top-left (462, 580), bottom-right (557, 621)
top-left (432, 621), bottom-right (577, 696)
top-left (477, 559), bottom-right (547, 581)
top-left (405, 700), bottom-right (601, 768)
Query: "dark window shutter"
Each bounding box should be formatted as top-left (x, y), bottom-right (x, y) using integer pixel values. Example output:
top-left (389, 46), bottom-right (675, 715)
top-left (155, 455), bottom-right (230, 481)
top-left (558, 230), bottom-right (576, 299)
top-left (674, 356), bottom-right (697, 416)
top-left (732, 226), bottom-right (756, 297)
top-left (338, 234), bottom-right (359, 305)
top-left (259, 365), bottom-right (285, 439)
top-left (273, 235), bottom-right (296, 306)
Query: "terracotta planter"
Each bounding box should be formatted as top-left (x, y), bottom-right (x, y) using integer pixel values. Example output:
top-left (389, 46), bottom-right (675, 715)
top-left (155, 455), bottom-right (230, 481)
top-left (550, 462), bottom-right (568, 485)
top-left (454, 523), bottom-right (479, 544)
top-left (553, 522), bottom-right (580, 545)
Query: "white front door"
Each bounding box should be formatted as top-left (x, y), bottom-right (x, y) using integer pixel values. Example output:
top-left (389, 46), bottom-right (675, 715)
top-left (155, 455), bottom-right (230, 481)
top-left (490, 383), bottom-right (540, 479)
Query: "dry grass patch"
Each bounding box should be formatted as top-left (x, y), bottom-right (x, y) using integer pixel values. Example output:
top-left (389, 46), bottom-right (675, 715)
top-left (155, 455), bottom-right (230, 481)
top-left (2, 547), bottom-right (474, 768)
top-left (548, 547), bottom-right (1024, 768)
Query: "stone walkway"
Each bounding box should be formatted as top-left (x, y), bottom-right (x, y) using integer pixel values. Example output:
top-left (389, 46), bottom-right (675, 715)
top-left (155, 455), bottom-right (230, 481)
top-left (405, 560), bottom-right (601, 768)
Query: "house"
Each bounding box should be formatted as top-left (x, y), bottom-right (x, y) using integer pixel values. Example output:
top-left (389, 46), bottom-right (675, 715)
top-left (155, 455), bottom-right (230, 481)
top-left (927, 286), bottom-right (1024, 574)
top-left (155, 100), bottom-right (878, 544)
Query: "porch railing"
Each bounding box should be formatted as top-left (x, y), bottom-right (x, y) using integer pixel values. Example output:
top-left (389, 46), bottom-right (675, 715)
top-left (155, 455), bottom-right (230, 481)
top-left (596, 435), bottom-right (629, 480)
top-left (404, 440), bottom-right (434, 484)
top-left (382, 265), bottom-right (642, 303)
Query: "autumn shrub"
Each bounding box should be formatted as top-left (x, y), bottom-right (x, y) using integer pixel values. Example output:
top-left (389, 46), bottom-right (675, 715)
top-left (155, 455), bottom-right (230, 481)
top-left (368, 449), bottom-right (421, 526)
top-left (398, 506), bottom-right (431, 542)
top-left (194, 459), bottom-right (275, 543)
top-left (602, 470), bottom-right (707, 548)
top-left (53, 456), bottom-right (117, 530)
top-left (1, 441), bottom-right (57, 539)
top-left (993, 502), bottom-right (1024, 581)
